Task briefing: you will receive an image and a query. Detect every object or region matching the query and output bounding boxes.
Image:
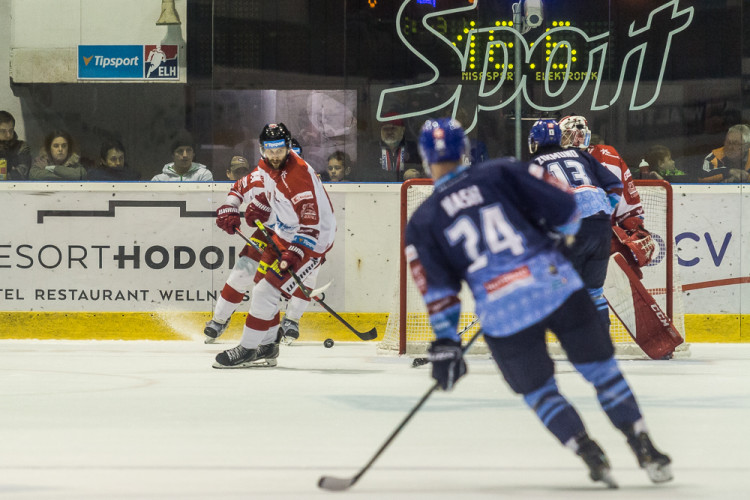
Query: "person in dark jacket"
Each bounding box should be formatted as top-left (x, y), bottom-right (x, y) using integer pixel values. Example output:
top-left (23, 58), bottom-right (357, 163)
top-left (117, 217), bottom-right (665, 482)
top-left (0, 110), bottom-right (32, 180)
top-left (87, 139), bottom-right (140, 181)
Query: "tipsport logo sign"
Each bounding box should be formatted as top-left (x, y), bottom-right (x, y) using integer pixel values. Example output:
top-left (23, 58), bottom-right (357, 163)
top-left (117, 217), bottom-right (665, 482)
top-left (378, 0), bottom-right (694, 133)
top-left (78, 45), bottom-right (179, 80)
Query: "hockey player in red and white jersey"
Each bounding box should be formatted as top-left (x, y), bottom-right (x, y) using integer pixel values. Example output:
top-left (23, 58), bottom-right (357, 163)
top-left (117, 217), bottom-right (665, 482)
top-left (559, 115), bottom-right (655, 277)
top-left (205, 128), bottom-right (311, 346)
top-left (212, 123), bottom-right (336, 368)
top-left (559, 116), bottom-right (683, 359)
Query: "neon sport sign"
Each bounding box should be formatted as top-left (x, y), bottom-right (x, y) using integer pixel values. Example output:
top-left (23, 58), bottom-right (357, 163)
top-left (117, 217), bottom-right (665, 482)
top-left (377, 0), bottom-right (694, 132)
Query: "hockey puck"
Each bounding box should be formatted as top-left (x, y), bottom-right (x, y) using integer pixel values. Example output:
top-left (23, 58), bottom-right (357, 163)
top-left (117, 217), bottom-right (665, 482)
top-left (324, 338), bottom-right (334, 348)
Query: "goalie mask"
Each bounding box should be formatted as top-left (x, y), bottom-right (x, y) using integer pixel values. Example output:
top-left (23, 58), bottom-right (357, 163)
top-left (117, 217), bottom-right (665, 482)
top-left (559, 115), bottom-right (591, 149)
top-left (259, 123), bottom-right (292, 169)
top-left (528, 119), bottom-right (561, 154)
top-left (418, 118), bottom-right (468, 176)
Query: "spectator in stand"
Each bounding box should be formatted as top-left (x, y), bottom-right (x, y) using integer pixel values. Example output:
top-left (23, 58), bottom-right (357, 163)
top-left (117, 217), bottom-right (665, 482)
top-left (698, 124), bottom-right (750, 183)
top-left (0, 110), bottom-right (31, 180)
top-left (360, 112), bottom-right (422, 181)
top-left (326, 150), bottom-right (352, 182)
top-left (87, 139), bottom-right (140, 181)
top-left (151, 131), bottom-right (213, 181)
top-left (640, 145), bottom-right (686, 182)
top-left (226, 154), bottom-right (251, 181)
top-left (29, 129), bottom-right (86, 181)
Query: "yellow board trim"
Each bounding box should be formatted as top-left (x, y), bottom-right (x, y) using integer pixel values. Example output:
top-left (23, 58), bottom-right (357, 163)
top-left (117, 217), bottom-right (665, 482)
top-left (0, 312), bottom-right (387, 342)
top-left (0, 313), bottom-right (747, 342)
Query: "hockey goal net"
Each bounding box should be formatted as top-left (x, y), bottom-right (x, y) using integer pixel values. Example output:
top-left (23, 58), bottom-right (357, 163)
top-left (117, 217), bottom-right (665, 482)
top-left (378, 178), bottom-right (688, 358)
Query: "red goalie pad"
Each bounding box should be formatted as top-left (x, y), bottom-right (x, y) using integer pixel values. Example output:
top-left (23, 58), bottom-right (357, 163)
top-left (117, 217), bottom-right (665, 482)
top-left (604, 253), bottom-right (684, 359)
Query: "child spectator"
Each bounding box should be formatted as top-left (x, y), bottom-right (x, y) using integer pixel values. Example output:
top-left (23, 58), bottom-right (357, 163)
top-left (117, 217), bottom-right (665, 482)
top-left (326, 150), bottom-right (352, 182)
top-left (641, 145), bottom-right (686, 182)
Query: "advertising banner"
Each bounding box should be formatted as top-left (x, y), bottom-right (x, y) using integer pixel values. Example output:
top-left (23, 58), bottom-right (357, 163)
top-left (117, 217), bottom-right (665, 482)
top-left (78, 45), bottom-right (179, 80)
top-left (0, 185), bottom-right (343, 314)
top-left (0, 184), bottom-right (747, 316)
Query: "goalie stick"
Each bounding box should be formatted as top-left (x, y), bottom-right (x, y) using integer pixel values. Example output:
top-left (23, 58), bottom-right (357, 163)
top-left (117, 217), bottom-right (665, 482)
top-left (604, 253), bottom-right (684, 359)
top-left (249, 221), bottom-right (378, 341)
top-left (318, 327), bottom-right (483, 492)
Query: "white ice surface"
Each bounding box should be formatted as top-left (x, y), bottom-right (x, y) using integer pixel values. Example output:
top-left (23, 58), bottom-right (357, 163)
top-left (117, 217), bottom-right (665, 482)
top-left (1, 341), bottom-right (748, 499)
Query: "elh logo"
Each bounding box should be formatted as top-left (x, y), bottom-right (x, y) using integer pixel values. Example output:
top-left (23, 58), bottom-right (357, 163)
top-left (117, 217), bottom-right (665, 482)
top-left (144, 45), bottom-right (179, 80)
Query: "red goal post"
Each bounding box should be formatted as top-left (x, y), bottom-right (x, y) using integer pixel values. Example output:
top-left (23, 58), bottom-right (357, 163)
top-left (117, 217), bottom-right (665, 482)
top-left (379, 178), bottom-right (687, 358)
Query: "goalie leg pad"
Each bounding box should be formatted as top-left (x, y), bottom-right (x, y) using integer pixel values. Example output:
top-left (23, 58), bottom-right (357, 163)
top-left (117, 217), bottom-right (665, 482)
top-left (604, 253), bottom-right (684, 359)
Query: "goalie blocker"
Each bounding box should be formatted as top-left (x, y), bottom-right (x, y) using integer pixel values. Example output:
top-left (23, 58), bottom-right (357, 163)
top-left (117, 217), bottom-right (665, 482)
top-left (604, 253), bottom-right (684, 359)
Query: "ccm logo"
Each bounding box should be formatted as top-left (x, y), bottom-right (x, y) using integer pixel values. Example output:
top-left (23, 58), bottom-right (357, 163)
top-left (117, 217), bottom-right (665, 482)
top-left (650, 304), bottom-right (671, 327)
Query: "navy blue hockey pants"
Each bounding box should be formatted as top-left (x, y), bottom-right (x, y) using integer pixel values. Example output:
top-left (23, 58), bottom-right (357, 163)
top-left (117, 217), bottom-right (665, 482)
top-left (484, 288), bottom-right (614, 395)
top-left (560, 214), bottom-right (612, 329)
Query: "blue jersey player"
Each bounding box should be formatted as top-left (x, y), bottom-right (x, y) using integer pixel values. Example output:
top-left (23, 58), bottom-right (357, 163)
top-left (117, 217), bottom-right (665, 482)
top-left (406, 118), bottom-right (672, 488)
top-left (528, 118), bottom-right (623, 332)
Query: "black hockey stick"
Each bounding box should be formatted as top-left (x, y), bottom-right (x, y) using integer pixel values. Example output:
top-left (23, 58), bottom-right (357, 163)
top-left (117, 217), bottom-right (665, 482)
top-left (318, 326), bottom-right (483, 491)
top-left (234, 229), bottom-right (332, 299)
top-left (245, 222), bottom-right (378, 341)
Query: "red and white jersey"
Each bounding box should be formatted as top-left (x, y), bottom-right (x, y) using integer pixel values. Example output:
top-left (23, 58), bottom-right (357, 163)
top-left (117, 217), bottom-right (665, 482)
top-left (588, 144), bottom-right (644, 226)
top-left (225, 151), bottom-right (336, 256)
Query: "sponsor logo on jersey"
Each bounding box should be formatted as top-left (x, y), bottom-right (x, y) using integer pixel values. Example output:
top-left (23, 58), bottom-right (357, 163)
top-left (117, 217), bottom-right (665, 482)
top-left (299, 202), bottom-right (318, 223)
top-left (484, 265), bottom-right (533, 299)
top-left (292, 191), bottom-right (314, 205)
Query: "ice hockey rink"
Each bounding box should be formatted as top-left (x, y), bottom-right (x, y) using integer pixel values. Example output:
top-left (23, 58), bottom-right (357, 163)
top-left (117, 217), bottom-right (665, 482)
top-left (1, 339), bottom-right (748, 500)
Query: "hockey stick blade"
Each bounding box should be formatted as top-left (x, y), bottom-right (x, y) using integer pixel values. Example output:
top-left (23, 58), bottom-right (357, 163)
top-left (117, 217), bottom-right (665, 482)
top-left (250, 222), bottom-right (378, 341)
top-left (318, 475), bottom-right (357, 492)
top-left (318, 327), bottom-right (483, 491)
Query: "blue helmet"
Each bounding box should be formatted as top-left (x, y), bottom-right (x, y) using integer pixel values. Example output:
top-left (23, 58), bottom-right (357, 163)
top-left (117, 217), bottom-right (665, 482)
top-left (528, 119), bottom-right (562, 154)
top-left (418, 118), bottom-right (466, 170)
top-left (290, 137), bottom-right (303, 157)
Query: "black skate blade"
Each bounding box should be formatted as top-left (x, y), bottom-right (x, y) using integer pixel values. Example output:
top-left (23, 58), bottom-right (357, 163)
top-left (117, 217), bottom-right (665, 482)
top-left (600, 471), bottom-right (619, 489)
top-left (212, 359), bottom-right (277, 369)
top-left (318, 475), bottom-right (355, 491)
top-left (646, 463), bottom-right (673, 483)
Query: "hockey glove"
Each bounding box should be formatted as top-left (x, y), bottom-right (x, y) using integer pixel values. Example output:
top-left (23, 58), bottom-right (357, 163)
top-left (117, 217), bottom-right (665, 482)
top-left (427, 338), bottom-right (467, 391)
top-left (245, 193), bottom-right (272, 225)
top-left (615, 217), bottom-right (656, 267)
top-left (279, 245), bottom-right (304, 273)
top-left (216, 204), bottom-right (241, 235)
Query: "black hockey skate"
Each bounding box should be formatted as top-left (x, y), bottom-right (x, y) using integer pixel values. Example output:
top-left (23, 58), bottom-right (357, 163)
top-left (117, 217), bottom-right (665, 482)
top-left (278, 317), bottom-right (300, 345)
top-left (213, 343), bottom-right (278, 369)
top-left (204, 318), bottom-right (229, 344)
top-left (575, 434), bottom-right (618, 489)
top-left (625, 427), bottom-right (673, 483)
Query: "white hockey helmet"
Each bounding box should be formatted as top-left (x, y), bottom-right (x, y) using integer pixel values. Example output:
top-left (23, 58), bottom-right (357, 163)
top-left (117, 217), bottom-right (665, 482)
top-left (559, 115), bottom-right (591, 149)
